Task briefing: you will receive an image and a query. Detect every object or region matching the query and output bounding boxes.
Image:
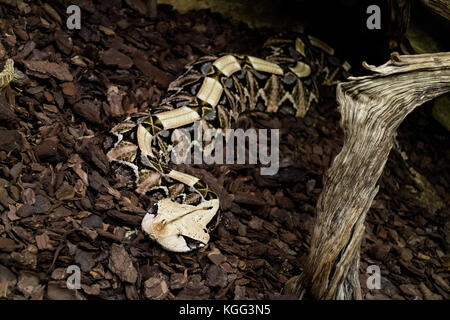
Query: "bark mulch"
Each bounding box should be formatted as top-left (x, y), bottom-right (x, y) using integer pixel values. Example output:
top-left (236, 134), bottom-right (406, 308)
top-left (0, 0), bottom-right (448, 300)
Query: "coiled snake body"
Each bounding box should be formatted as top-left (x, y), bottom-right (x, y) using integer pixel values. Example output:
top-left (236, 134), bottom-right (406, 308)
top-left (1, 35), bottom-right (349, 252)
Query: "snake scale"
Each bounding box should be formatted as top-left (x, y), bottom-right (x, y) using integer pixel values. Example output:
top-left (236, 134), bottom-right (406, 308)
top-left (1, 34), bottom-right (350, 253)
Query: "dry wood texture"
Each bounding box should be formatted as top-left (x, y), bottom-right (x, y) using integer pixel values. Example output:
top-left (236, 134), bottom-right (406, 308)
top-left (419, 0), bottom-right (450, 21)
top-left (286, 52), bottom-right (450, 299)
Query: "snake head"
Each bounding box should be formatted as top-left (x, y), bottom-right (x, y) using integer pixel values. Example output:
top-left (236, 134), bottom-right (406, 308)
top-left (141, 197), bottom-right (220, 252)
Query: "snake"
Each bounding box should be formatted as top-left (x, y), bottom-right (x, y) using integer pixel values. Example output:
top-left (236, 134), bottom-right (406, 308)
top-left (0, 35), bottom-right (350, 253)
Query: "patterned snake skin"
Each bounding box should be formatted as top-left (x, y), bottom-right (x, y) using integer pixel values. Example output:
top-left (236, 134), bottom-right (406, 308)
top-left (104, 35), bottom-right (350, 252)
top-left (0, 35), bottom-right (350, 253)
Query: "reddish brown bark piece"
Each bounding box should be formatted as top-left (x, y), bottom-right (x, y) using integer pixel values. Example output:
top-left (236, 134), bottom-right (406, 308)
top-left (35, 233), bottom-right (51, 250)
top-left (0, 129), bottom-right (22, 152)
top-left (144, 277), bottom-right (169, 300)
top-left (101, 48), bottom-right (133, 69)
top-left (73, 100), bottom-right (103, 125)
top-left (133, 53), bottom-right (173, 88)
top-left (22, 61), bottom-right (73, 82)
top-left (108, 244), bottom-right (138, 284)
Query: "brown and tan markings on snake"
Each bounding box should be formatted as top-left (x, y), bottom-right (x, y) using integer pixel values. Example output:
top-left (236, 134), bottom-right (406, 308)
top-left (0, 35), bottom-right (350, 252)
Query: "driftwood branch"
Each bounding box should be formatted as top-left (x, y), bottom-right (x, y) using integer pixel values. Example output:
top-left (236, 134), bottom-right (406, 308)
top-left (286, 52), bottom-right (450, 299)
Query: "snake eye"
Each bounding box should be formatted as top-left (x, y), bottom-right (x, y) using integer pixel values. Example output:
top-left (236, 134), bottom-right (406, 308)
top-left (148, 202), bottom-right (159, 216)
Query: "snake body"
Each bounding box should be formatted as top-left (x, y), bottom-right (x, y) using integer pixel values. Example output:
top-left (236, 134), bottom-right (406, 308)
top-left (0, 59), bottom-right (15, 89)
top-left (105, 35), bottom-right (349, 252)
top-left (0, 35), bottom-right (349, 253)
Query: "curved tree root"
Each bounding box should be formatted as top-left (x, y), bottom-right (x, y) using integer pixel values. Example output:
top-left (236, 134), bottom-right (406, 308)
top-left (285, 52), bottom-right (450, 300)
